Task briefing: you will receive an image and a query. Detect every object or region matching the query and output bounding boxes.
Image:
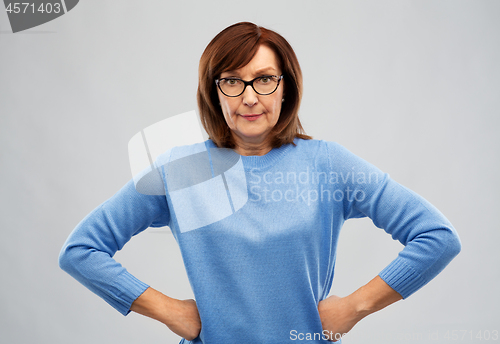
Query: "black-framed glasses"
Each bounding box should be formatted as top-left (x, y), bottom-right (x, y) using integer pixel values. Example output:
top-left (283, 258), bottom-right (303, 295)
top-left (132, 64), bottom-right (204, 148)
top-left (215, 75), bottom-right (283, 97)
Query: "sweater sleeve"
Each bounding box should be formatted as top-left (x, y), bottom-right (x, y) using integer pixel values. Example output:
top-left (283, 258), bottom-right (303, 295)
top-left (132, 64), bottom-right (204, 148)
top-left (327, 142), bottom-right (461, 299)
top-left (58, 178), bottom-right (170, 315)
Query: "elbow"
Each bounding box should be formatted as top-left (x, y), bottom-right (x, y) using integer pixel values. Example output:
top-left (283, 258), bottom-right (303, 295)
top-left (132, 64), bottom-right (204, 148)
top-left (440, 227), bottom-right (462, 264)
top-left (58, 246), bottom-right (69, 272)
top-left (58, 244), bottom-right (76, 274)
top-left (448, 229), bottom-right (462, 259)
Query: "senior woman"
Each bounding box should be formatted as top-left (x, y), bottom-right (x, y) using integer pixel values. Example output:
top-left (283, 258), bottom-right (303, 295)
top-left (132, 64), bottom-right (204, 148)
top-left (59, 22), bottom-right (461, 343)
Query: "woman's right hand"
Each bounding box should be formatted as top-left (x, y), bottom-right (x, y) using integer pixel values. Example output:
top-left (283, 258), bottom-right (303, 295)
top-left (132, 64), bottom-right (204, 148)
top-left (164, 298), bottom-right (202, 341)
top-left (130, 287), bottom-right (201, 341)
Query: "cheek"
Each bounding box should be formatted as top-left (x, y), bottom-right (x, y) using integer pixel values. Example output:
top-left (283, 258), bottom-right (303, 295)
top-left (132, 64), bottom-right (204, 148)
top-left (268, 97), bottom-right (282, 119)
top-left (221, 101), bottom-right (235, 121)
top-left (218, 95), bottom-right (234, 116)
top-left (219, 99), bottom-right (239, 129)
top-left (269, 88), bottom-right (284, 117)
top-left (217, 94), bottom-right (232, 118)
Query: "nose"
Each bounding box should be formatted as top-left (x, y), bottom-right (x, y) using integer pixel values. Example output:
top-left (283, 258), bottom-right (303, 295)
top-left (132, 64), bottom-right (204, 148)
top-left (242, 84), bottom-right (258, 106)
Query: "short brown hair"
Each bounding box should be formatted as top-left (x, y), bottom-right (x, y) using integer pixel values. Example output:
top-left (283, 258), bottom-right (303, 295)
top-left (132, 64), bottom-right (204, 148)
top-left (197, 22), bottom-right (311, 149)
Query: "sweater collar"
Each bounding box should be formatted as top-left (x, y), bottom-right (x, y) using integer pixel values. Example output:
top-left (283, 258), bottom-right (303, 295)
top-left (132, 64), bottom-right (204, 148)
top-left (205, 139), bottom-right (295, 170)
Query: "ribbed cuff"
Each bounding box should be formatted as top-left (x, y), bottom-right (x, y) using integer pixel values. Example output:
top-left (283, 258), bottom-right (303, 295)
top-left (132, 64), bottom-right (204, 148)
top-left (379, 258), bottom-right (426, 299)
top-left (110, 272), bottom-right (150, 316)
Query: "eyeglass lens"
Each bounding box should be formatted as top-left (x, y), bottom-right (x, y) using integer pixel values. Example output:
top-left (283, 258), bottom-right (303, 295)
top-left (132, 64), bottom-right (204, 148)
top-left (218, 76), bottom-right (280, 97)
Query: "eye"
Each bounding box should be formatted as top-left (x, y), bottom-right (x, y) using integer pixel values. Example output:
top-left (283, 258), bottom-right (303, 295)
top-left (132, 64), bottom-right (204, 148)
top-left (256, 76), bottom-right (278, 85)
top-left (224, 78), bottom-right (241, 86)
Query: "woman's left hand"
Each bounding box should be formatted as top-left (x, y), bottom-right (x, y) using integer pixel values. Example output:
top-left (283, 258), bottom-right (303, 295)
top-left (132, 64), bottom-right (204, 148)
top-left (317, 294), bottom-right (363, 342)
top-left (318, 276), bottom-right (403, 341)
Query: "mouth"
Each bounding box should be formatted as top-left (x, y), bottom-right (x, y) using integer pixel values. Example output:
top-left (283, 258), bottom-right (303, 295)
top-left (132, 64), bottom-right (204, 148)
top-left (240, 113), bottom-right (263, 121)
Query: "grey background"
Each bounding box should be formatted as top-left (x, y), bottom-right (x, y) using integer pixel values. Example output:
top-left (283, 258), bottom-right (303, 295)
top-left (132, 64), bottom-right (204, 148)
top-left (1, 1), bottom-right (499, 343)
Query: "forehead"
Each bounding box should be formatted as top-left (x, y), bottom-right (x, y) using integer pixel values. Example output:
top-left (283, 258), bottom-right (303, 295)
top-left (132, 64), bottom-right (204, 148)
top-left (221, 45), bottom-right (280, 77)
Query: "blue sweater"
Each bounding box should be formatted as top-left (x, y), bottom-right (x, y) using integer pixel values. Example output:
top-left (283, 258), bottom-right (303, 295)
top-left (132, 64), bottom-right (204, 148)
top-left (59, 138), bottom-right (461, 343)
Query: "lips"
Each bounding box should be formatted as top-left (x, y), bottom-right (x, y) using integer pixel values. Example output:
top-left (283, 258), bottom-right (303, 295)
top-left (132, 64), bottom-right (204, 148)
top-left (240, 114), bottom-right (263, 121)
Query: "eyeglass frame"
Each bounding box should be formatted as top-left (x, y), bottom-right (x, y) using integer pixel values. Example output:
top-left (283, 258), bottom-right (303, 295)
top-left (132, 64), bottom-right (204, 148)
top-left (215, 75), bottom-right (284, 97)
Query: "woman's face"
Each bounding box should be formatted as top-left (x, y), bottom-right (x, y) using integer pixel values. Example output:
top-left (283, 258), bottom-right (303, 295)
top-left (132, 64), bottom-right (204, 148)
top-left (217, 45), bottom-right (284, 149)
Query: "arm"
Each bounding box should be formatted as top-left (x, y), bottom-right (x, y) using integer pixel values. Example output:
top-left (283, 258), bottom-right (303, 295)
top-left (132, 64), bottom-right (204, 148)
top-left (59, 176), bottom-right (202, 339)
top-left (58, 179), bottom-right (171, 315)
top-left (130, 287), bottom-right (201, 341)
top-left (319, 142), bottom-right (462, 340)
top-left (318, 276), bottom-right (402, 341)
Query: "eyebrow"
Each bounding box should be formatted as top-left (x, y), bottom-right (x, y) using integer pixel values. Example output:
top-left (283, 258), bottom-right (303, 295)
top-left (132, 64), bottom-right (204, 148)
top-left (221, 67), bottom-right (278, 78)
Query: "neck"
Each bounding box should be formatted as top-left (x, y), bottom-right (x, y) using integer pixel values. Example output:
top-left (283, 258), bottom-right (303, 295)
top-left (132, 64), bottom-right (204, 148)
top-left (232, 134), bottom-right (273, 156)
